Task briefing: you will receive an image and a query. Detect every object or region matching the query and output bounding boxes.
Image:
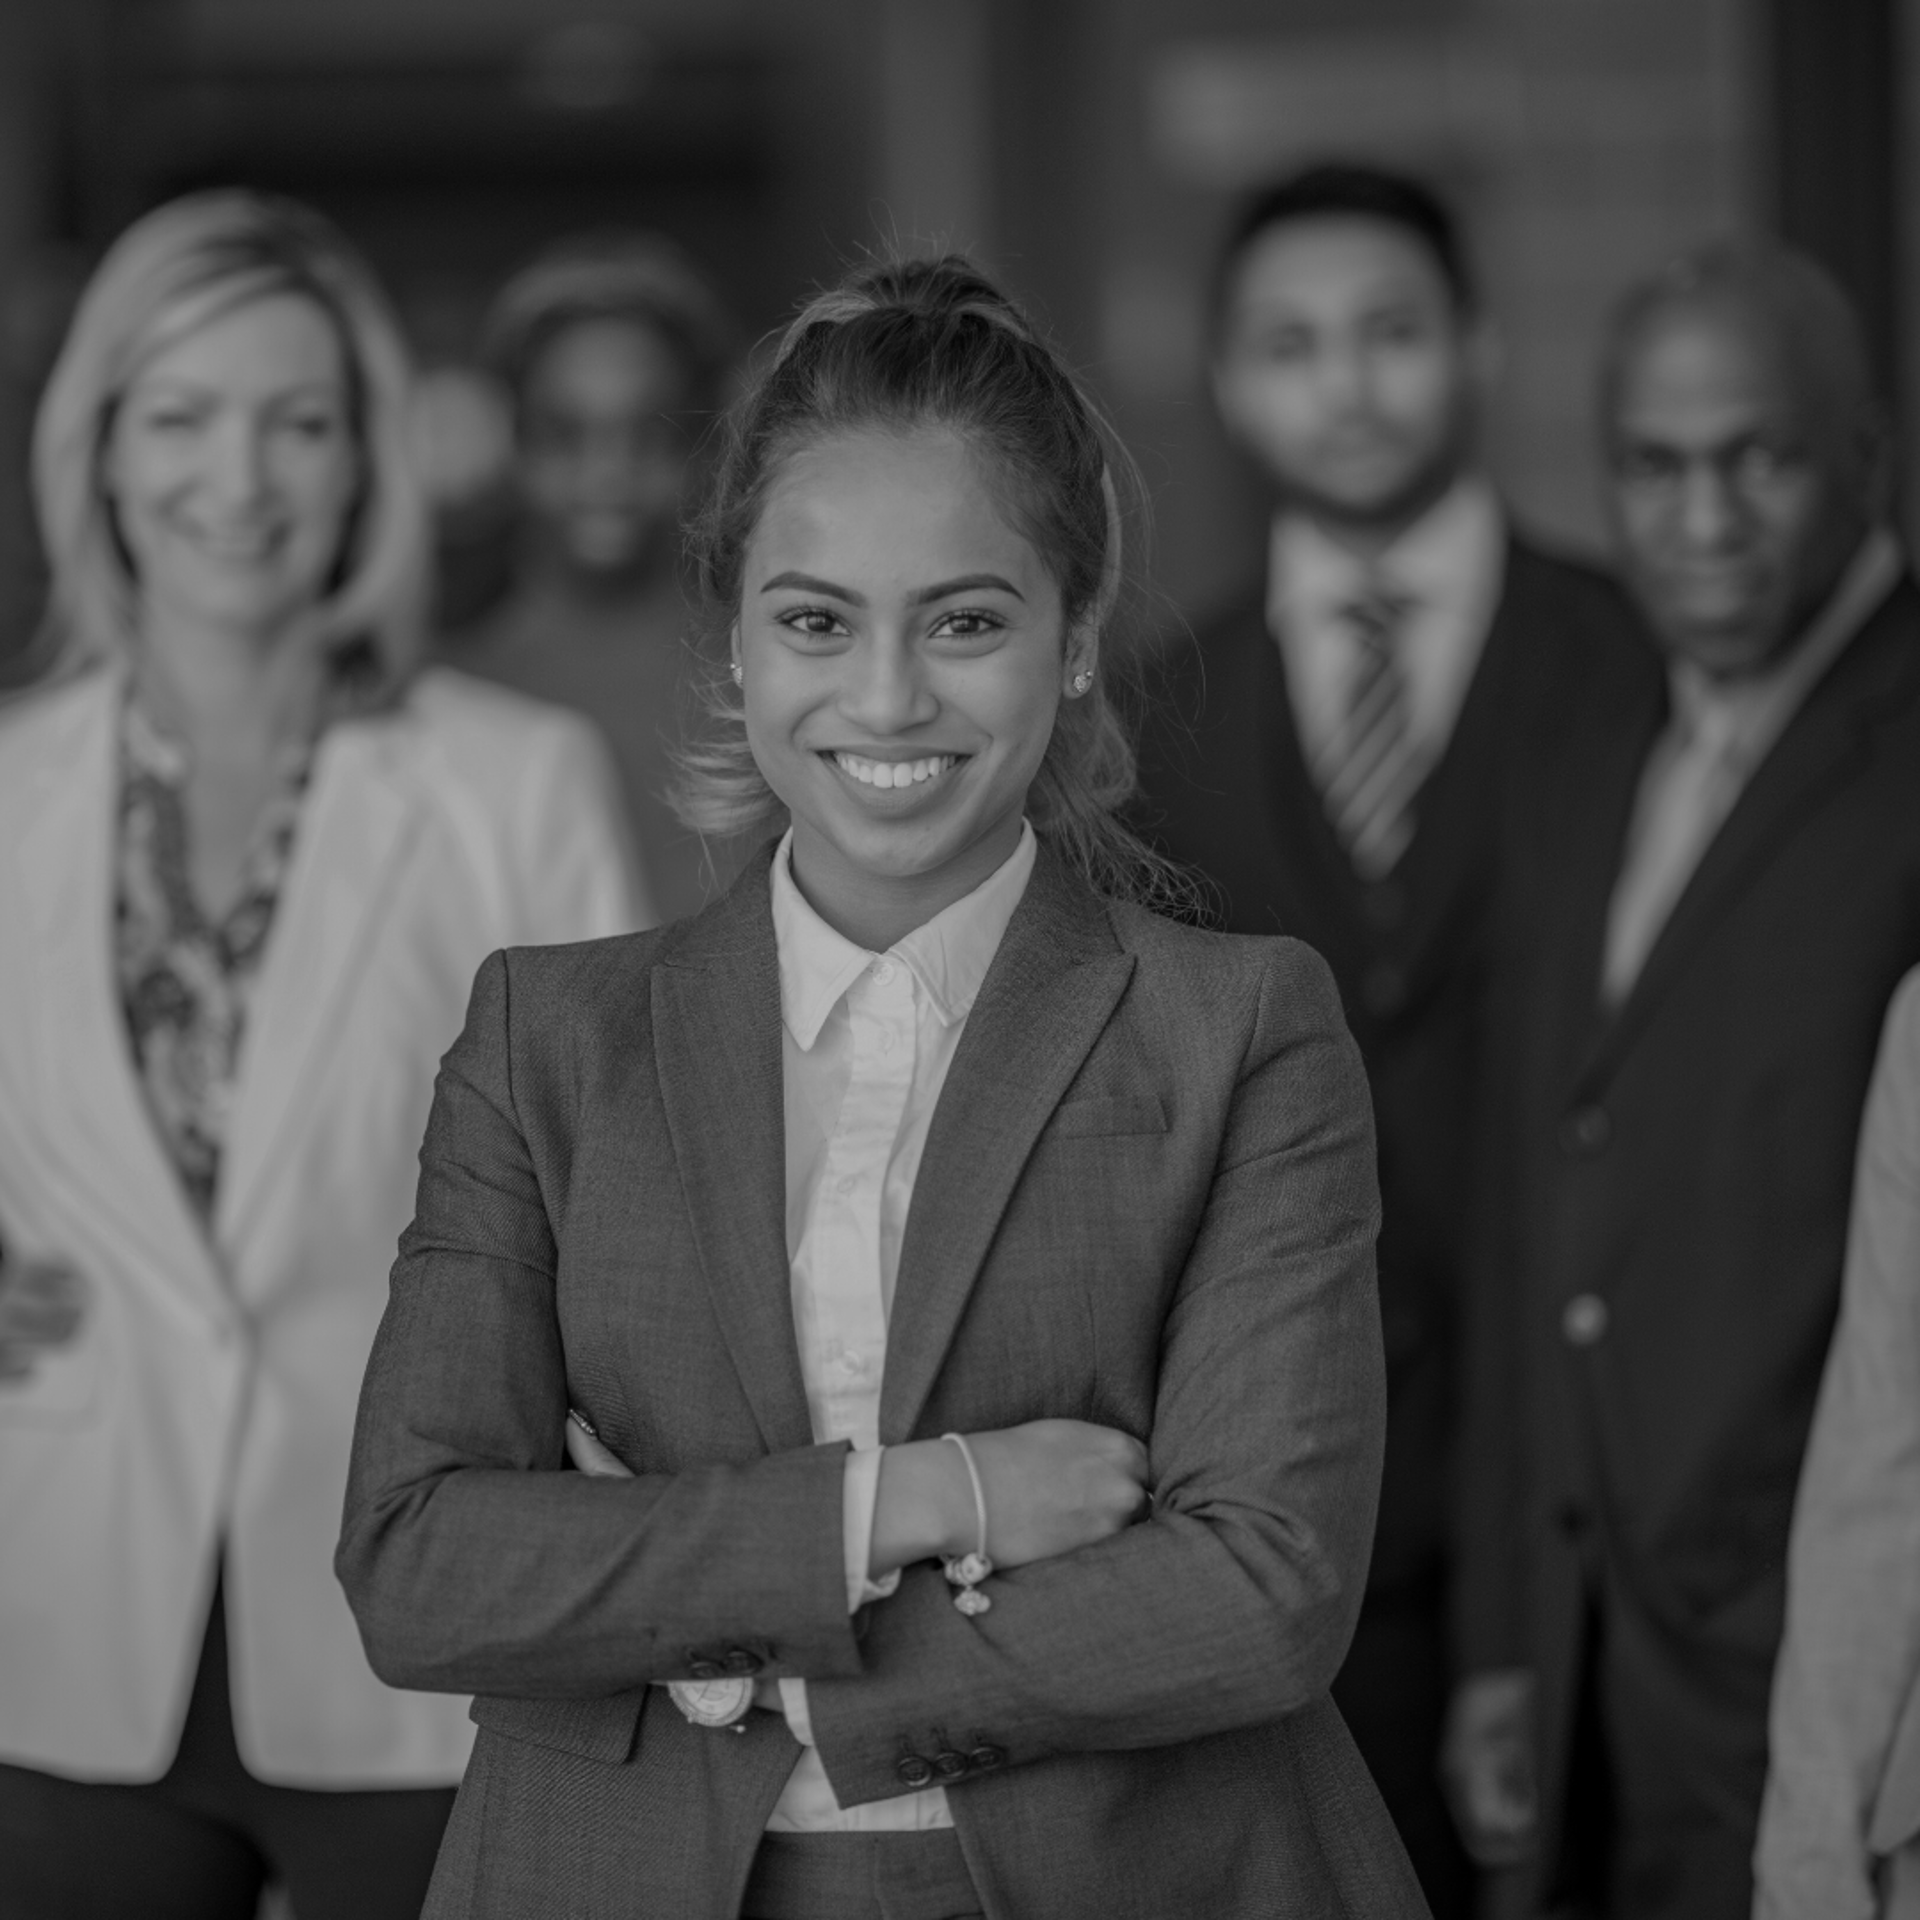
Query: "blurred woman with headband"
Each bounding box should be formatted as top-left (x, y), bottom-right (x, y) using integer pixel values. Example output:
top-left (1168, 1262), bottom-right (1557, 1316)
top-left (453, 231), bottom-right (741, 921)
top-left (0, 190), bottom-right (643, 1919)
top-left (340, 254), bottom-right (1424, 1920)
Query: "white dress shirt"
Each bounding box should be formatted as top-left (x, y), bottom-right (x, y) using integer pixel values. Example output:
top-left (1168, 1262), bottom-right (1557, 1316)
top-left (764, 821), bottom-right (1038, 1833)
top-left (1601, 528), bottom-right (1902, 1004)
top-left (1267, 474), bottom-right (1507, 775)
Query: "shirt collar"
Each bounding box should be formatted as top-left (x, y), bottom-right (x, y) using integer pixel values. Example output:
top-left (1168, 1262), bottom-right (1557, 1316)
top-left (1668, 525), bottom-right (1904, 758)
top-left (1268, 473), bottom-right (1505, 633)
top-left (769, 822), bottom-right (1039, 1051)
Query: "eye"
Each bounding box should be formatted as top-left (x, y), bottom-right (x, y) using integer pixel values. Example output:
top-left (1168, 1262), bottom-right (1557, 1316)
top-left (136, 400), bottom-right (206, 435)
top-left (928, 607), bottom-right (1005, 643)
top-left (1363, 309), bottom-right (1429, 349)
top-left (1615, 442), bottom-right (1681, 488)
top-left (1255, 325), bottom-right (1314, 364)
top-left (1730, 441), bottom-right (1795, 489)
top-left (281, 408), bottom-right (343, 442)
top-left (775, 605), bottom-right (850, 642)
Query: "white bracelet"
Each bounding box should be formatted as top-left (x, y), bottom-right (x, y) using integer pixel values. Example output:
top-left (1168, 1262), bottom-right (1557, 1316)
top-left (940, 1432), bottom-right (994, 1616)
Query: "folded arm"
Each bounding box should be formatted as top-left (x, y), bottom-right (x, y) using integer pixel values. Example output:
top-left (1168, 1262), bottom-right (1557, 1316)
top-left (335, 950), bottom-right (859, 1698)
top-left (804, 943), bottom-right (1387, 1804)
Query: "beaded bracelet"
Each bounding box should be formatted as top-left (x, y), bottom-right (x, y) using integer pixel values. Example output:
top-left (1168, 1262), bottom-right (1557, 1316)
top-left (940, 1432), bottom-right (994, 1616)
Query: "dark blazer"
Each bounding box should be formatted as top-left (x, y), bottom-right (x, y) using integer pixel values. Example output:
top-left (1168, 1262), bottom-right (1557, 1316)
top-left (1459, 575), bottom-right (1920, 1887)
top-left (1135, 536), bottom-right (1637, 1600)
top-left (337, 847), bottom-right (1430, 1920)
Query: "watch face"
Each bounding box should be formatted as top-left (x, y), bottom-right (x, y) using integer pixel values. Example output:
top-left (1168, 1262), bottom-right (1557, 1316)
top-left (668, 1676), bottom-right (755, 1726)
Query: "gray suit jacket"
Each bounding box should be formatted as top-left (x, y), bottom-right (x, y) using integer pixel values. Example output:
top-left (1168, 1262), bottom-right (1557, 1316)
top-left (337, 844), bottom-right (1427, 1919)
top-left (1757, 966), bottom-right (1920, 1919)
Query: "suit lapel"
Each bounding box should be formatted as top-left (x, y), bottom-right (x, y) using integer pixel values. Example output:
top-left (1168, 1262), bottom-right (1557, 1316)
top-left (879, 853), bottom-right (1134, 1442)
top-left (650, 853), bottom-right (816, 1455)
top-left (1586, 585), bottom-right (1920, 1085)
top-left (11, 671), bottom-right (230, 1330)
top-left (215, 714), bottom-right (422, 1249)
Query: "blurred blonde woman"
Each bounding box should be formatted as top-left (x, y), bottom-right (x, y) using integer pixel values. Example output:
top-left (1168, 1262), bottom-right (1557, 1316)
top-left (0, 191), bottom-right (645, 1920)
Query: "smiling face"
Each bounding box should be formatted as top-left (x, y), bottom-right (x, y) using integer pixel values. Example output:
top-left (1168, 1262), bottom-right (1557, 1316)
top-left (521, 317), bottom-right (692, 583)
top-left (105, 291), bottom-right (360, 649)
top-left (1213, 215), bottom-right (1478, 530)
top-left (736, 424), bottom-right (1090, 946)
top-left (1606, 302), bottom-right (1871, 678)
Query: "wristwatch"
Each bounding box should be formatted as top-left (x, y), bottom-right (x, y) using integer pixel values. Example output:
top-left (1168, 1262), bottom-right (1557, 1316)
top-left (665, 1676), bottom-right (756, 1730)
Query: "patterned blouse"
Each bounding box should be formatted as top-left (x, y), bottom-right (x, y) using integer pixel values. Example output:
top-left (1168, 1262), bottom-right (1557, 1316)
top-left (115, 698), bottom-right (314, 1218)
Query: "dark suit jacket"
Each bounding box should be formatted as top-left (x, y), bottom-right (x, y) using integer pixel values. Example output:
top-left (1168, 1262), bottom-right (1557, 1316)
top-left (1459, 575), bottom-right (1920, 1879)
top-left (1135, 537), bottom-right (1638, 1600)
top-left (336, 846), bottom-right (1431, 1920)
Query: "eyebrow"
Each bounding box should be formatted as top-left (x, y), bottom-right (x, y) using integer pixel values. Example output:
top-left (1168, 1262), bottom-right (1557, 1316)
top-left (758, 570), bottom-right (1026, 606)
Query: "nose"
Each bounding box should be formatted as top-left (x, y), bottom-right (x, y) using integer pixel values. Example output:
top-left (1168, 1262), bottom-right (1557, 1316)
top-left (1318, 336), bottom-right (1371, 412)
top-left (839, 630), bottom-right (937, 735)
top-left (1674, 457), bottom-right (1744, 551)
top-left (207, 413), bottom-right (272, 512)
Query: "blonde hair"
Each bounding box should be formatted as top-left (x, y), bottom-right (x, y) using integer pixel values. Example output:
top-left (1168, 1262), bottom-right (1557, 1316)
top-left (676, 253), bottom-right (1185, 907)
top-left (33, 189), bottom-right (426, 693)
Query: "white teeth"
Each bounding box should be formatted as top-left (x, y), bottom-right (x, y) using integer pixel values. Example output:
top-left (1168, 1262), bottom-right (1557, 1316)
top-left (831, 752), bottom-right (958, 789)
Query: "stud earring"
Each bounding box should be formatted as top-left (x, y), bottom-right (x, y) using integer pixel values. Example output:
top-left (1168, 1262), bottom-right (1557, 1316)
top-left (730, 661), bottom-right (743, 685)
top-left (1071, 668), bottom-right (1094, 694)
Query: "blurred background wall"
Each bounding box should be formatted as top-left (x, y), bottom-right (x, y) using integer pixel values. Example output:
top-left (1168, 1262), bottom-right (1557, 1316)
top-left (0, 0), bottom-right (1904, 676)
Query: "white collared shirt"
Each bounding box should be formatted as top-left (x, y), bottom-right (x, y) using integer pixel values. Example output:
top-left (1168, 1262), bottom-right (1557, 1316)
top-left (765, 821), bottom-right (1038, 1832)
top-left (1601, 528), bottom-right (1903, 1004)
top-left (1267, 474), bottom-right (1508, 775)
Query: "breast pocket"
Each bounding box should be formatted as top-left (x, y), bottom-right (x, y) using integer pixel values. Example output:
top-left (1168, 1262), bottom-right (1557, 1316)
top-left (1041, 1095), bottom-right (1170, 1140)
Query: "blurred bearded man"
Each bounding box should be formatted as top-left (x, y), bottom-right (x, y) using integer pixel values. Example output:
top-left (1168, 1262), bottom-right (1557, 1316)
top-left (1447, 240), bottom-right (1920, 1920)
top-left (1135, 163), bottom-right (1637, 1920)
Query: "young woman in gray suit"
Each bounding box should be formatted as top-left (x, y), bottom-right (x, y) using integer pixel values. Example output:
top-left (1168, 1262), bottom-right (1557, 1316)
top-left (339, 256), bottom-right (1426, 1920)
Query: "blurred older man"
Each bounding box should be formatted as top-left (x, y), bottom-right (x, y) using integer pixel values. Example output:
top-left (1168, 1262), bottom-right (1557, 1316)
top-left (1447, 242), bottom-right (1920, 1920)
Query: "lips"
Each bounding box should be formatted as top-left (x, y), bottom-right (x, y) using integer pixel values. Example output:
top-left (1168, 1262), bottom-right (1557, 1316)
top-left (828, 751), bottom-right (962, 790)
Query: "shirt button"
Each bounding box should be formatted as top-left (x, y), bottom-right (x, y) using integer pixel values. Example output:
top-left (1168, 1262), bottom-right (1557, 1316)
top-left (1560, 1106), bottom-right (1612, 1155)
top-left (872, 960), bottom-right (896, 985)
top-left (1562, 1294), bottom-right (1610, 1347)
top-left (879, 1031), bottom-right (896, 1053)
top-left (836, 1175), bottom-right (856, 1196)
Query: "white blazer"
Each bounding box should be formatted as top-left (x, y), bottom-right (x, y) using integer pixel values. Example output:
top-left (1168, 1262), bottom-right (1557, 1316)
top-left (0, 663), bottom-right (646, 1787)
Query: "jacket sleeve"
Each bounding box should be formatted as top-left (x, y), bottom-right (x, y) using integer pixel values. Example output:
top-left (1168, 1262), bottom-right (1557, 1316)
top-left (803, 939), bottom-right (1387, 1805)
top-left (334, 948), bottom-right (860, 1697)
top-left (1754, 969), bottom-right (1920, 1920)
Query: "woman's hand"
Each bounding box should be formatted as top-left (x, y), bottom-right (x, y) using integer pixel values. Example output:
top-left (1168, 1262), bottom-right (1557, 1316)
top-left (871, 1419), bottom-right (1149, 1581)
top-left (0, 1257), bottom-right (88, 1384)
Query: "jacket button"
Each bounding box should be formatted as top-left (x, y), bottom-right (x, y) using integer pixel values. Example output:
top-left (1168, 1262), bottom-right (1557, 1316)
top-left (1562, 1294), bottom-right (1610, 1347)
top-left (723, 1648), bottom-right (763, 1677)
top-left (895, 1754), bottom-right (936, 1788)
top-left (1554, 1500), bottom-right (1593, 1538)
top-left (969, 1744), bottom-right (1006, 1772)
top-left (932, 1749), bottom-right (971, 1781)
top-left (1559, 1106), bottom-right (1612, 1155)
top-left (687, 1657), bottom-right (724, 1681)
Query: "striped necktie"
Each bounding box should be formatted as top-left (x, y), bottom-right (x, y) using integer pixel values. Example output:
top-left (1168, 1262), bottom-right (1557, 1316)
top-left (1314, 584), bottom-right (1422, 879)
